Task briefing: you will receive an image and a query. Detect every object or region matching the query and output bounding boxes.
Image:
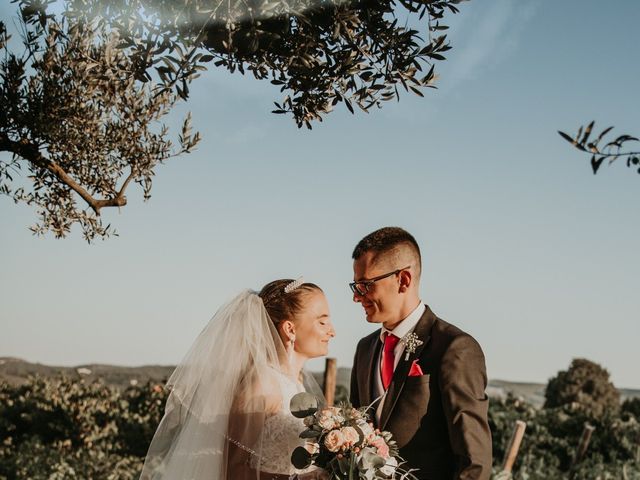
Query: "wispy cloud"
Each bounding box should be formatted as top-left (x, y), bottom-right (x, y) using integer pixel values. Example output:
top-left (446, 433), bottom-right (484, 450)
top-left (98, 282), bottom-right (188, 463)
top-left (225, 124), bottom-right (269, 146)
top-left (441, 0), bottom-right (538, 91)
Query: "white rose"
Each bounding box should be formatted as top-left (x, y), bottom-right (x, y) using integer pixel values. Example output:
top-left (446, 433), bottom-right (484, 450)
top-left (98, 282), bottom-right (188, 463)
top-left (357, 420), bottom-right (374, 441)
top-left (378, 457), bottom-right (398, 477)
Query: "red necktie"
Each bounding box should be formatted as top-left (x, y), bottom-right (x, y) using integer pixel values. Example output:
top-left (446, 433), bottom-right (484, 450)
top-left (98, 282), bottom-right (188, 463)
top-left (381, 332), bottom-right (400, 390)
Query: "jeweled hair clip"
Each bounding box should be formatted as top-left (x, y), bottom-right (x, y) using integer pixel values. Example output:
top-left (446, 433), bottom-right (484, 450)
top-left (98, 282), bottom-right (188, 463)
top-left (284, 277), bottom-right (304, 294)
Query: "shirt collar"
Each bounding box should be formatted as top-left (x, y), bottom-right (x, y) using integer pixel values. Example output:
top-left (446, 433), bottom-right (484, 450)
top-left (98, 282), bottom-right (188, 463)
top-left (379, 302), bottom-right (426, 342)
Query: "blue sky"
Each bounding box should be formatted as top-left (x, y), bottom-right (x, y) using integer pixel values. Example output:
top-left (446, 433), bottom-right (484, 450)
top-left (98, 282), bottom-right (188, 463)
top-left (1, 0), bottom-right (639, 388)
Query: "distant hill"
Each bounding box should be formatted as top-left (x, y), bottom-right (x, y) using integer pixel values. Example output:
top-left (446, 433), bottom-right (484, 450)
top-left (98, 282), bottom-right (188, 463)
top-left (0, 357), bottom-right (174, 389)
top-left (2, 357), bottom-right (638, 407)
top-left (486, 379), bottom-right (547, 407)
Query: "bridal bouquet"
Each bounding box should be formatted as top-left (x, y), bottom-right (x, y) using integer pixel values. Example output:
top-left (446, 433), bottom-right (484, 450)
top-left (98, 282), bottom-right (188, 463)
top-left (289, 393), bottom-right (417, 480)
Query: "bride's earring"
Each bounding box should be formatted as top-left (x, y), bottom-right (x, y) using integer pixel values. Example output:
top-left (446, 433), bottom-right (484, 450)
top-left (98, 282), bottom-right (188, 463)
top-left (287, 335), bottom-right (296, 363)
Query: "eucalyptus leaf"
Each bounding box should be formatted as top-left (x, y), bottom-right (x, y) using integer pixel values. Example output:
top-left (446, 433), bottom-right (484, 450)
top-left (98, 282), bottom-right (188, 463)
top-left (299, 428), bottom-right (322, 439)
top-left (359, 450), bottom-right (386, 470)
top-left (291, 446), bottom-right (313, 469)
top-left (290, 392), bottom-right (319, 418)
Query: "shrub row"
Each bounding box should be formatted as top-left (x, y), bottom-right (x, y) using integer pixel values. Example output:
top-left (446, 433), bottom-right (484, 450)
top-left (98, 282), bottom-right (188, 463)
top-left (1, 377), bottom-right (639, 479)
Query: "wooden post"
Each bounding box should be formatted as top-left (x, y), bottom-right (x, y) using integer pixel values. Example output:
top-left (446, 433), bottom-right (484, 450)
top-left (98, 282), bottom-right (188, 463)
top-left (569, 423), bottom-right (595, 479)
top-left (323, 357), bottom-right (337, 406)
top-left (501, 420), bottom-right (527, 473)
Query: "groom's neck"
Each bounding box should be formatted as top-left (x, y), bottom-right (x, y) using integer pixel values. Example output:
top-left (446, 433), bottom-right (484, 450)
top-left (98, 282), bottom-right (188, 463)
top-left (383, 297), bottom-right (422, 330)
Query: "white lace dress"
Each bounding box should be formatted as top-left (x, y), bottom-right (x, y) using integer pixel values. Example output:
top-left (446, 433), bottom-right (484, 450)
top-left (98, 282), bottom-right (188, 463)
top-left (250, 370), bottom-right (316, 477)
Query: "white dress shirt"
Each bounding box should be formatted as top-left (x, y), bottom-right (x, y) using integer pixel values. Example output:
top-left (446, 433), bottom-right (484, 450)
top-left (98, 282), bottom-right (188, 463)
top-left (373, 302), bottom-right (426, 424)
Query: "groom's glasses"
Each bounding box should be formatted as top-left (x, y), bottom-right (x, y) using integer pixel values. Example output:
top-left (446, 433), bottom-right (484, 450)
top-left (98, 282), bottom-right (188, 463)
top-left (349, 266), bottom-right (411, 296)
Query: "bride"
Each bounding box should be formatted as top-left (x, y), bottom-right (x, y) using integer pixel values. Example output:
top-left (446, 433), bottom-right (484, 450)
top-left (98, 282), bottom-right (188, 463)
top-left (140, 279), bottom-right (335, 480)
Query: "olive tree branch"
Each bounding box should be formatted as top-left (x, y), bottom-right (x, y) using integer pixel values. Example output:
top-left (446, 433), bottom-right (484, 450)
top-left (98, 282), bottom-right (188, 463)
top-left (0, 133), bottom-right (129, 213)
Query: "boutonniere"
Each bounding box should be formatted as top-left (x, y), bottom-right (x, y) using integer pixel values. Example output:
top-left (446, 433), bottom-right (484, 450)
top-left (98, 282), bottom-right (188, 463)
top-left (399, 332), bottom-right (423, 361)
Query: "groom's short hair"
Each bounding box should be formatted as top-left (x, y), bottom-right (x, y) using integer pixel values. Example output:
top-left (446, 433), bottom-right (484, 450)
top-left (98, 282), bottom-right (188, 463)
top-left (352, 227), bottom-right (422, 277)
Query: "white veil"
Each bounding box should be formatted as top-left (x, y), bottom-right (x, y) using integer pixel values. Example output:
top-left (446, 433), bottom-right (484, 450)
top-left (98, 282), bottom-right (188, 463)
top-left (140, 289), bottom-right (323, 480)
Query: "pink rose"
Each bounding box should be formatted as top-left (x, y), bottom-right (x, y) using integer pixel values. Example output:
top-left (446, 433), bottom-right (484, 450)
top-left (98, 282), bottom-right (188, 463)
top-left (370, 436), bottom-right (390, 458)
top-left (324, 429), bottom-right (346, 452)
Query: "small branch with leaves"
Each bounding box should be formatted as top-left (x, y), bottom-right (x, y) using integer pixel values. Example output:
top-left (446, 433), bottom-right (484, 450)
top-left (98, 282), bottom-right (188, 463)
top-left (558, 121), bottom-right (640, 175)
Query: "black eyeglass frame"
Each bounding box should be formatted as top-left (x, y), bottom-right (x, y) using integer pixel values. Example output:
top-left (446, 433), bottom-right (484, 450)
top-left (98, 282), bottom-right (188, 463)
top-left (349, 266), bottom-right (411, 296)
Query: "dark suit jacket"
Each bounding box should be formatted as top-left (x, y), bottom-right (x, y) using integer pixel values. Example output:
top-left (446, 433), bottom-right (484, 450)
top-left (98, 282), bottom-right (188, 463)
top-left (350, 306), bottom-right (492, 480)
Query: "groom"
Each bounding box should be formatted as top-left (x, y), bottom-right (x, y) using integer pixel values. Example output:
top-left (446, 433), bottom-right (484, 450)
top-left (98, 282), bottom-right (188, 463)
top-left (349, 227), bottom-right (492, 480)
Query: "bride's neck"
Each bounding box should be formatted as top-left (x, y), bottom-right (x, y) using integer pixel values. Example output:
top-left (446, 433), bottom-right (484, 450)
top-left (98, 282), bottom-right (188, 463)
top-left (290, 352), bottom-right (307, 382)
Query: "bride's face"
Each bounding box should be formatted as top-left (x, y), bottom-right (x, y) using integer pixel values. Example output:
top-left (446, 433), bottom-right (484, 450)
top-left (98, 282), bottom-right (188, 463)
top-left (292, 290), bottom-right (335, 358)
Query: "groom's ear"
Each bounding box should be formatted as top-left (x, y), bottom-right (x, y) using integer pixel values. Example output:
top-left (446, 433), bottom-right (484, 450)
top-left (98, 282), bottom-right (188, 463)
top-left (398, 270), bottom-right (412, 293)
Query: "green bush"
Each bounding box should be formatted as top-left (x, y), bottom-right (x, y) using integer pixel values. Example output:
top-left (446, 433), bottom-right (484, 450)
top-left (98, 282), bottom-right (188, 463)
top-left (0, 377), bottom-right (167, 479)
top-left (1, 375), bottom-right (639, 479)
top-left (490, 393), bottom-right (640, 479)
top-left (544, 358), bottom-right (620, 419)
top-left (623, 398), bottom-right (640, 420)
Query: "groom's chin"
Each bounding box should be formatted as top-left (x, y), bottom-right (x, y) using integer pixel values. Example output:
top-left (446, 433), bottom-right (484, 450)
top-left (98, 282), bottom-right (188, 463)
top-left (362, 306), bottom-right (380, 323)
top-left (365, 314), bottom-right (382, 324)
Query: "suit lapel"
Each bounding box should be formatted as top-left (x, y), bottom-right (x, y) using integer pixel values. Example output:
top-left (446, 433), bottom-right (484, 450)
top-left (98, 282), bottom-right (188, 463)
top-left (361, 333), bottom-right (382, 410)
top-left (379, 306), bottom-right (436, 430)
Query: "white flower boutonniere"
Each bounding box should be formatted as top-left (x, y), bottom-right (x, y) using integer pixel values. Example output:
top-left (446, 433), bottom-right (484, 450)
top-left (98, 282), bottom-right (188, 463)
top-left (400, 332), bottom-right (424, 361)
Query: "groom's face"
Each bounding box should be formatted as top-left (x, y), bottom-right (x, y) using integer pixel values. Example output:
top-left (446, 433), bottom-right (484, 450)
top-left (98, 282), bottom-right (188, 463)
top-left (352, 251), bottom-right (402, 326)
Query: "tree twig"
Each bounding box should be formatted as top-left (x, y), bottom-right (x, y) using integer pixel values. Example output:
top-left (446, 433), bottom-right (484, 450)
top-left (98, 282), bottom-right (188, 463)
top-left (0, 134), bottom-right (127, 214)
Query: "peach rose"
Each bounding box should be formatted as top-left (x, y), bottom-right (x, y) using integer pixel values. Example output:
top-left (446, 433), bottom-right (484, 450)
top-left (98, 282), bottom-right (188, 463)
top-left (324, 429), bottom-right (346, 452)
top-left (318, 415), bottom-right (337, 430)
top-left (340, 426), bottom-right (360, 446)
top-left (317, 407), bottom-right (344, 430)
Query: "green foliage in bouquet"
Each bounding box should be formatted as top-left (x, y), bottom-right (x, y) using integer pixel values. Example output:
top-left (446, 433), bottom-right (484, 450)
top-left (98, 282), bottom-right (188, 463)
top-left (289, 392), bottom-right (415, 480)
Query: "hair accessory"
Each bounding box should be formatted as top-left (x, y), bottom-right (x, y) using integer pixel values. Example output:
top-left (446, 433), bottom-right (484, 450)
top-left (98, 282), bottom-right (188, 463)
top-left (284, 277), bottom-right (304, 294)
